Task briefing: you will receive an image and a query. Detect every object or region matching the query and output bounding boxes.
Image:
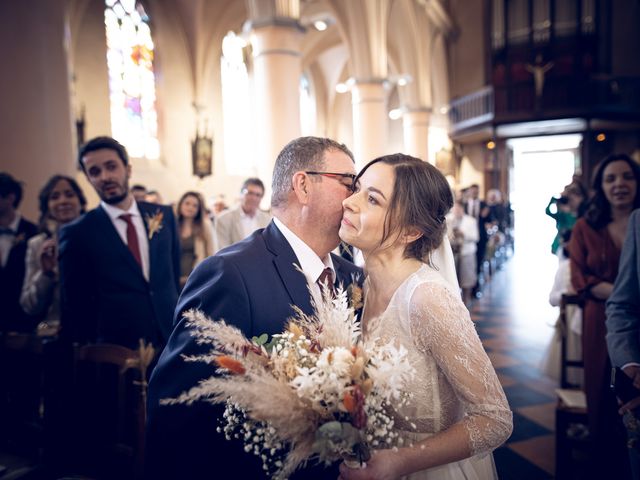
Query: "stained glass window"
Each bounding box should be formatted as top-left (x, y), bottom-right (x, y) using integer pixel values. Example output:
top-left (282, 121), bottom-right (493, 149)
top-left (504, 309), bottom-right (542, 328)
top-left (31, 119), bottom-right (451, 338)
top-left (104, 0), bottom-right (159, 159)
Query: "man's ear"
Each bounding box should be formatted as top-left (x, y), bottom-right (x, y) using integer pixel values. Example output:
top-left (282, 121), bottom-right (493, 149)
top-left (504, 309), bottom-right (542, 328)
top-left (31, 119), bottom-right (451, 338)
top-left (291, 171), bottom-right (310, 204)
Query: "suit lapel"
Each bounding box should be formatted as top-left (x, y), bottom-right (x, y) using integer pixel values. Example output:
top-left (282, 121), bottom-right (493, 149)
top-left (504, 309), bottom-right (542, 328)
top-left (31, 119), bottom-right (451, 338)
top-left (263, 222), bottom-right (314, 315)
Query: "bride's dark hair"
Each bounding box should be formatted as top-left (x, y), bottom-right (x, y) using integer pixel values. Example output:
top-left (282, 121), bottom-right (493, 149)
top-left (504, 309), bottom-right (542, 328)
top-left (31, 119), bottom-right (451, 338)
top-left (354, 153), bottom-right (453, 262)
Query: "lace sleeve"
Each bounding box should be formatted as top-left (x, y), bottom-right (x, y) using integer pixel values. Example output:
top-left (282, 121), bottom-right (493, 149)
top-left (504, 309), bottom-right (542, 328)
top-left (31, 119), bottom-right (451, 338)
top-left (409, 282), bottom-right (513, 456)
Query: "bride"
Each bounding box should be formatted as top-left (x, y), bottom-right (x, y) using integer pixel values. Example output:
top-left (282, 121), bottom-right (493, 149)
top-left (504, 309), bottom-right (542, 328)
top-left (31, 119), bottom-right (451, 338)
top-left (337, 154), bottom-right (512, 480)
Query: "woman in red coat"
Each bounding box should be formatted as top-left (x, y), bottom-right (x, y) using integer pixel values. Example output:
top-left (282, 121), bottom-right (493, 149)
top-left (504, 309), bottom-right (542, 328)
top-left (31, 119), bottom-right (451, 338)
top-left (570, 153), bottom-right (640, 477)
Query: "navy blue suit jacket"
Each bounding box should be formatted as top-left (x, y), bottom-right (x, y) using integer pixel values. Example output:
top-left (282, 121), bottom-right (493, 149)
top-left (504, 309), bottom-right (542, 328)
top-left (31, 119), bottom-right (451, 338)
top-left (58, 202), bottom-right (180, 348)
top-left (145, 221), bottom-right (362, 479)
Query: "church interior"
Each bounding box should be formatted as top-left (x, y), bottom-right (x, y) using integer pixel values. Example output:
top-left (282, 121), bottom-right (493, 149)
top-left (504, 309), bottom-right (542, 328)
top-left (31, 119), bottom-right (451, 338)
top-left (2, 0), bottom-right (640, 479)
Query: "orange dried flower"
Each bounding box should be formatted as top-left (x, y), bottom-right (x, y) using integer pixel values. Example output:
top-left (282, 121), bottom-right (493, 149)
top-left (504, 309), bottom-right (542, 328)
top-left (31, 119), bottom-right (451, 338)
top-left (343, 390), bottom-right (357, 413)
top-left (214, 355), bottom-right (246, 375)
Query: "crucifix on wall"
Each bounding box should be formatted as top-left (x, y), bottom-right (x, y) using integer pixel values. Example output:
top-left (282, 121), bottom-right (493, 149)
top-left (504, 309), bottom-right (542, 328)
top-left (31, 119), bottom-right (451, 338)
top-left (525, 54), bottom-right (554, 99)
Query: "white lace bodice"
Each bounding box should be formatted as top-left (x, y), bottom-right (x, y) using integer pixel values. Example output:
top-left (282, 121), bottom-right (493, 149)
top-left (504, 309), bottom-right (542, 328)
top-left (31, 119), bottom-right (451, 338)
top-left (364, 264), bottom-right (512, 457)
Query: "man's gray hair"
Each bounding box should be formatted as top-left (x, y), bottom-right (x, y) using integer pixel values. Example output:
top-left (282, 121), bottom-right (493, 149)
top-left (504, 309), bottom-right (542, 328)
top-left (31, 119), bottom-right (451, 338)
top-left (271, 136), bottom-right (354, 208)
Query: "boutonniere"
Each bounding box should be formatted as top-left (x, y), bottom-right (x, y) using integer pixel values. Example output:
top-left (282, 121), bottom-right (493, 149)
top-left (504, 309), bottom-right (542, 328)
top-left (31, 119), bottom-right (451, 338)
top-left (13, 233), bottom-right (26, 247)
top-left (346, 273), bottom-right (364, 311)
top-left (145, 210), bottom-right (164, 240)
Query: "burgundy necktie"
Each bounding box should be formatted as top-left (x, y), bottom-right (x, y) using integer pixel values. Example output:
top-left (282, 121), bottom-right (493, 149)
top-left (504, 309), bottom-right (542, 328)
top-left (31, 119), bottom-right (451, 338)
top-left (317, 267), bottom-right (335, 298)
top-left (119, 213), bottom-right (142, 268)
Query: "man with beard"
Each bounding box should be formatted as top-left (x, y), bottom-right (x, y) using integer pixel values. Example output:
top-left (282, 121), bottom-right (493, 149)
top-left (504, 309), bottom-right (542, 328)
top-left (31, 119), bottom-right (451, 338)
top-left (59, 136), bottom-right (180, 349)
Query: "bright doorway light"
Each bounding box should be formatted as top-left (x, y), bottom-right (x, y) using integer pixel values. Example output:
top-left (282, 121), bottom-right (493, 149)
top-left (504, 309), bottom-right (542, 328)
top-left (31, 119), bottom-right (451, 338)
top-left (508, 134), bottom-right (581, 344)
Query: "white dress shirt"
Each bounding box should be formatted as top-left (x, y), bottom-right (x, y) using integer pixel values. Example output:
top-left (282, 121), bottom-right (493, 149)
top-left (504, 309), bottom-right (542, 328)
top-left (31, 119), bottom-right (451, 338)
top-left (0, 213), bottom-right (21, 267)
top-left (273, 217), bottom-right (335, 297)
top-left (101, 201), bottom-right (150, 281)
top-left (239, 209), bottom-right (260, 239)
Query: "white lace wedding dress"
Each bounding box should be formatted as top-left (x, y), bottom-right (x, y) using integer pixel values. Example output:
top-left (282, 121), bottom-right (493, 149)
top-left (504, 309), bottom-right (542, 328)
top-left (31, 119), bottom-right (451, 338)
top-left (364, 264), bottom-right (513, 479)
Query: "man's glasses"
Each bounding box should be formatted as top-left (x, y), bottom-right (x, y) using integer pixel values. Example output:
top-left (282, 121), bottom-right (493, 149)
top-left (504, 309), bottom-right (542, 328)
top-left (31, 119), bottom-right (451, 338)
top-left (305, 171), bottom-right (356, 191)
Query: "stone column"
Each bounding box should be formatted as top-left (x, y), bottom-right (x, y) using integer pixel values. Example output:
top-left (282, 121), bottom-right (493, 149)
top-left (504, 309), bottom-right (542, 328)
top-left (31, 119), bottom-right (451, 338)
top-left (350, 81), bottom-right (387, 169)
top-left (250, 21), bottom-right (304, 193)
top-left (0, 0), bottom-right (75, 219)
top-left (402, 109), bottom-right (430, 161)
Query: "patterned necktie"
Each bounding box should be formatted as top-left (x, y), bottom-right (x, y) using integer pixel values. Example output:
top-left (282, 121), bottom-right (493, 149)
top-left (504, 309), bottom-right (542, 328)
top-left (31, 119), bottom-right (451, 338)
top-left (119, 214), bottom-right (142, 267)
top-left (316, 267), bottom-right (335, 298)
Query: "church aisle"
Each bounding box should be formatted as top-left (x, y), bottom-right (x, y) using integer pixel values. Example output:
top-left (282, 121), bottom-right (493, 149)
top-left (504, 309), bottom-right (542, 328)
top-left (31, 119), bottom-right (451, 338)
top-left (472, 258), bottom-right (558, 479)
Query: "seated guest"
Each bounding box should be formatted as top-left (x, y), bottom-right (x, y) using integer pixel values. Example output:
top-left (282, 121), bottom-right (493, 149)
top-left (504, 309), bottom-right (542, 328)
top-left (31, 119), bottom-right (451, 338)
top-left (175, 191), bottom-right (214, 288)
top-left (20, 175), bottom-right (86, 336)
top-left (214, 177), bottom-right (271, 251)
top-left (0, 172), bottom-right (38, 332)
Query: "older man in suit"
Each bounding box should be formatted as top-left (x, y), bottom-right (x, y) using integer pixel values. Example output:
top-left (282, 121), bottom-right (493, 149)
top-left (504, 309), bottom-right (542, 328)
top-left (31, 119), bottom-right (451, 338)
top-left (0, 172), bottom-right (38, 333)
top-left (146, 136), bottom-right (362, 479)
top-left (606, 209), bottom-right (640, 479)
top-left (59, 136), bottom-right (180, 349)
top-left (213, 177), bottom-right (271, 251)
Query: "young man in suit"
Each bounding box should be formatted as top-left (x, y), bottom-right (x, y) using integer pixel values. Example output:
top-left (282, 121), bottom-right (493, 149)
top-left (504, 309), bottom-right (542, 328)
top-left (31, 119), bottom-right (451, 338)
top-left (0, 172), bottom-right (38, 333)
top-left (213, 177), bottom-right (272, 252)
top-left (59, 136), bottom-right (180, 349)
top-left (145, 136), bottom-right (362, 479)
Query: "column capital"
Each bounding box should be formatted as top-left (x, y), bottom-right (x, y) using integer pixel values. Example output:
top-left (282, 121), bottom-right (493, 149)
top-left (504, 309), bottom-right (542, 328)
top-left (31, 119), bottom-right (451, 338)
top-left (249, 22), bottom-right (304, 58)
top-left (350, 81), bottom-right (386, 105)
top-left (245, 17), bottom-right (305, 34)
top-left (351, 77), bottom-right (387, 86)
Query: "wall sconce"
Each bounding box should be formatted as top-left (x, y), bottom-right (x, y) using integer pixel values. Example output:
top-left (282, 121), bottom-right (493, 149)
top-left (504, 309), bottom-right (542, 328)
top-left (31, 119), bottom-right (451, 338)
top-left (388, 107), bottom-right (406, 120)
top-left (336, 74), bottom-right (412, 94)
top-left (335, 77), bottom-right (355, 93)
top-left (300, 13), bottom-right (335, 32)
top-left (383, 74), bottom-right (413, 90)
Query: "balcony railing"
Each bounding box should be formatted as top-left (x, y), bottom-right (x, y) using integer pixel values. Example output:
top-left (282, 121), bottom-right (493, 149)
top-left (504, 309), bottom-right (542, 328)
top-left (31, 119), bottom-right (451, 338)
top-left (449, 77), bottom-right (640, 133)
top-left (448, 86), bottom-right (494, 132)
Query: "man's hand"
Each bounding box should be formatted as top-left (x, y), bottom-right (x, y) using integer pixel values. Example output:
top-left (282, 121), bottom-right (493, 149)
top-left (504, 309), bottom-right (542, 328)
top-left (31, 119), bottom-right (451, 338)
top-left (619, 395), bottom-right (640, 415)
top-left (617, 366), bottom-right (640, 415)
top-left (623, 365), bottom-right (640, 390)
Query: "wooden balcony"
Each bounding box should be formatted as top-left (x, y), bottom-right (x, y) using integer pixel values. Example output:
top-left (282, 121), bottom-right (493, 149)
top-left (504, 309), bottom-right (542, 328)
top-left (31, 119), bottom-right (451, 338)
top-left (449, 76), bottom-right (640, 139)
